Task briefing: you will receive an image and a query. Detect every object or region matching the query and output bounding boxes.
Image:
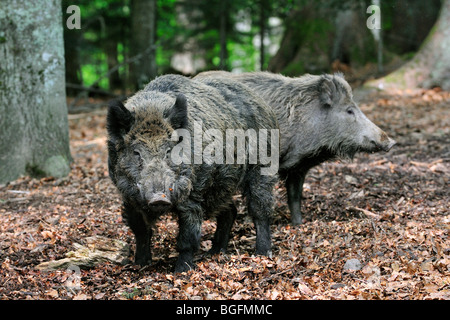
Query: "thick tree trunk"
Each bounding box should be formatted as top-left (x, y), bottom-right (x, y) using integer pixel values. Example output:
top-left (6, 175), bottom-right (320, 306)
top-left (367, 0), bottom-right (450, 90)
top-left (0, 0), bottom-right (71, 184)
top-left (130, 0), bottom-right (157, 89)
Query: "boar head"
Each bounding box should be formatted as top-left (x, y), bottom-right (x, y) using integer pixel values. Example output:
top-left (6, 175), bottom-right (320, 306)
top-left (314, 74), bottom-right (396, 159)
top-left (107, 94), bottom-right (191, 218)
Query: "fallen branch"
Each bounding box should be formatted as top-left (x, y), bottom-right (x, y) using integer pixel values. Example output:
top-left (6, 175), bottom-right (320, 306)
top-left (36, 236), bottom-right (130, 271)
top-left (349, 206), bottom-right (381, 220)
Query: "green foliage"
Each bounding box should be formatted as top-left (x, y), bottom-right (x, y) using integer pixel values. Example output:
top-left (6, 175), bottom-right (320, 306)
top-left (281, 60), bottom-right (305, 76)
top-left (61, 0), bottom-right (440, 92)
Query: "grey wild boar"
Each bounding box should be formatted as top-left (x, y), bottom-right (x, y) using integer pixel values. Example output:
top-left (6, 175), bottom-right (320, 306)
top-left (107, 74), bottom-right (279, 272)
top-left (195, 71), bottom-right (396, 225)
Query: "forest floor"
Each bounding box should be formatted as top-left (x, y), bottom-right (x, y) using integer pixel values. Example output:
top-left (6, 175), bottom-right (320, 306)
top-left (0, 87), bottom-right (449, 300)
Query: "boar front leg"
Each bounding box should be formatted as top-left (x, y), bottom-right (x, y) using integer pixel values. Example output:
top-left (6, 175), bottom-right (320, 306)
top-left (210, 202), bottom-right (238, 254)
top-left (123, 203), bottom-right (153, 266)
top-left (175, 201), bottom-right (203, 273)
top-left (245, 170), bottom-right (275, 257)
top-left (286, 168), bottom-right (307, 225)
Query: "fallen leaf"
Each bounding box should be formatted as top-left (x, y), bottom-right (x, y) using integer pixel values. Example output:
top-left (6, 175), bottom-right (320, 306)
top-left (73, 293), bottom-right (89, 300)
top-left (46, 289), bottom-right (59, 298)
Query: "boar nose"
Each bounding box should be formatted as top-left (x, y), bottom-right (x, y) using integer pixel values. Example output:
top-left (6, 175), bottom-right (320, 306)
top-left (369, 138), bottom-right (396, 152)
top-left (148, 192), bottom-right (172, 210)
top-left (370, 131), bottom-right (396, 152)
top-left (378, 132), bottom-right (396, 152)
top-left (384, 137), bottom-right (396, 151)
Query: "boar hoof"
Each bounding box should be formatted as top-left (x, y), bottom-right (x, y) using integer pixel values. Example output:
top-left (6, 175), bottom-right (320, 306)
top-left (134, 259), bottom-right (152, 267)
top-left (255, 247), bottom-right (272, 258)
top-left (256, 249), bottom-right (272, 259)
top-left (208, 246), bottom-right (227, 256)
top-left (291, 214), bottom-right (303, 226)
top-left (134, 247), bottom-right (152, 266)
top-left (175, 260), bottom-right (196, 273)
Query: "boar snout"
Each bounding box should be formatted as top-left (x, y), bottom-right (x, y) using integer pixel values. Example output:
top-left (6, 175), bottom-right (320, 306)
top-left (371, 131), bottom-right (396, 152)
top-left (363, 119), bottom-right (396, 153)
top-left (366, 137), bottom-right (396, 153)
top-left (148, 192), bottom-right (172, 211)
top-left (382, 136), bottom-right (396, 152)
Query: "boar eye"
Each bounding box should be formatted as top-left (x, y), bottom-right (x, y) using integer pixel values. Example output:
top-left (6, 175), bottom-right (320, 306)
top-left (133, 150), bottom-right (143, 164)
top-left (133, 149), bottom-right (142, 167)
top-left (346, 108), bottom-right (354, 115)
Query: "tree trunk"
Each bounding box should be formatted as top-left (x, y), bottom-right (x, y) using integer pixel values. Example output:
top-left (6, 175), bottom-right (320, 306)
top-left (259, 0), bottom-right (267, 71)
top-left (367, 0), bottom-right (450, 90)
top-left (267, 7), bottom-right (304, 73)
top-left (62, 0), bottom-right (83, 96)
top-left (130, 0), bottom-right (157, 89)
top-left (219, 0), bottom-right (228, 70)
top-left (105, 38), bottom-right (123, 91)
top-left (267, 4), bottom-right (337, 76)
top-left (64, 30), bottom-right (83, 96)
top-left (0, 0), bottom-right (72, 184)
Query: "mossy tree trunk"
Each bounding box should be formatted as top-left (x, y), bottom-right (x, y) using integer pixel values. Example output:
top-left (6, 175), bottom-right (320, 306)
top-left (0, 0), bottom-right (71, 184)
top-left (367, 0), bottom-right (450, 90)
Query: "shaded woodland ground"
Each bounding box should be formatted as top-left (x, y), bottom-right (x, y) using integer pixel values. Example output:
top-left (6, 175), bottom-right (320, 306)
top-left (0, 87), bottom-right (449, 300)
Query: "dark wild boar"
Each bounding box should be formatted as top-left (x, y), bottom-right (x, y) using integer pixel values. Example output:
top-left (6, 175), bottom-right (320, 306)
top-left (195, 71), bottom-right (396, 225)
top-left (107, 74), bottom-right (279, 272)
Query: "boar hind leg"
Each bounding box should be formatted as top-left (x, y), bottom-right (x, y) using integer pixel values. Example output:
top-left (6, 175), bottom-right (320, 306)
top-left (286, 169), bottom-right (307, 225)
top-left (123, 204), bottom-right (153, 266)
top-left (175, 202), bottom-right (203, 273)
top-left (245, 171), bottom-right (275, 257)
top-left (210, 202), bottom-right (238, 254)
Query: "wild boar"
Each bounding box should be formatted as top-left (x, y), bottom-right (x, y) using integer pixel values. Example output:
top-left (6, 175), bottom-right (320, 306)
top-left (195, 71), bottom-right (396, 225)
top-left (107, 74), bottom-right (279, 272)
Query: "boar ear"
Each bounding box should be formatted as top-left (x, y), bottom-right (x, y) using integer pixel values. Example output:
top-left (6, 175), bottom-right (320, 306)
top-left (166, 94), bottom-right (188, 129)
top-left (319, 75), bottom-right (337, 107)
top-left (107, 100), bottom-right (134, 142)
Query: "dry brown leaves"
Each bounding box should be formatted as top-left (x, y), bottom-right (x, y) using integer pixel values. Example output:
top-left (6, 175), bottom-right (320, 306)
top-left (0, 88), bottom-right (449, 300)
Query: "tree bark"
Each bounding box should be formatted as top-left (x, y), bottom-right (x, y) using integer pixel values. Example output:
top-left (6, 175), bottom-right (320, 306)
top-left (130, 0), bottom-right (157, 89)
top-left (105, 38), bottom-right (123, 91)
top-left (0, 0), bottom-right (72, 184)
top-left (64, 30), bottom-right (83, 96)
top-left (267, 7), bottom-right (304, 73)
top-left (219, 0), bottom-right (228, 70)
top-left (367, 0), bottom-right (450, 90)
top-left (267, 4), bottom-right (337, 75)
top-left (259, 0), bottom-right (267, 71)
